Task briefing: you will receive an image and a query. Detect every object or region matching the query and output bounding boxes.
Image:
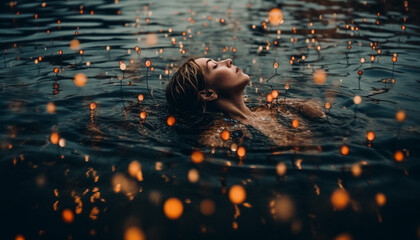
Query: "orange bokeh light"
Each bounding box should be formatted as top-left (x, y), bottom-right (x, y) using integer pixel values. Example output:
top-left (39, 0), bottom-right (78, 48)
top-left (331, 189), bottom-right (350, 210)
top-left (74, 73), bottom-right (87, 87)
top-left (395, 110), bottom-right (406, 122)
top-left (90, 102), bottom-right (96, 110)
top-left (191, 150), bottom-right (204, 163)
top-left (366, 131), bottom-right (375, 141)
top-left (221, 130), bottom-right (230, 141)
top-left (375, 193), bottom-right (386, 207)
top-left (167, 116), bottom-right (175, 126)
top-left (62, 209), bottom-right (74, 223)
top-left (292, 119), bottom-right (299, 128)
top-left (200, 198), bottom-right (216, 216)
top-left (271, 90), bottom-right (279, 98)
top-left (124, 227), bottom-right (145, 240)
top-left (237, 146), bottom-right (246, 157)
top-left (313, 69), bottom-right (327, 85)
top-left (70, 39), bottom-right (80, 50)
top-left (163, 197), bottom-right (183, 220)
top-left (139, 111), bottom-right (147, 119)
top-left (394, 150), bottom-right (404, 162)
top-left (268, 8), bottom-right (284, 25)
top-left (229, 185), bottom-right (246, 204)
top-left (340, 145), bottom-right (349, 156)
top-left (50, 132), bottom-right (59, 144)
top-left (137, 94), bottom-right (144, 101)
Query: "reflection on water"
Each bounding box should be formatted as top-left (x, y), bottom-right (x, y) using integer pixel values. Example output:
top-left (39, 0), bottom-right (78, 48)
top-left (1, 0), bottom-right (420, 239)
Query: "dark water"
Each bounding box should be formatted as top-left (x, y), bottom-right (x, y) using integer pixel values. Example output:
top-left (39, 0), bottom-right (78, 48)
top-left (1, 0), bottom-right (420, 239)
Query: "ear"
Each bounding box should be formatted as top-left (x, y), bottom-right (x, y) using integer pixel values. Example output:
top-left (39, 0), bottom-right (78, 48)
top-left (199, 89), bottom-right (218, 102)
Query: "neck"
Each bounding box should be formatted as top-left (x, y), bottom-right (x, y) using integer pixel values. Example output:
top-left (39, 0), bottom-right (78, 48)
top-left (215, 94), bottom-right (256, 122)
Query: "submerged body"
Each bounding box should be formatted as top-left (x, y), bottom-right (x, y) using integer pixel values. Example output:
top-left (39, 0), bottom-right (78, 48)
top-left (199, 99), bottom-right (325, 148)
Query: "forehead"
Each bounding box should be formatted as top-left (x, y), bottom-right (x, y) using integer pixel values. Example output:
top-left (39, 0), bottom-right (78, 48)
top-left (195, 58), bottom-right (211, 72)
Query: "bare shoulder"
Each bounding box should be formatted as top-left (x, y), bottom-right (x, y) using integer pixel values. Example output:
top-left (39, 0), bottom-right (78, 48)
top-left (278, 99), bottom-right (326, 120)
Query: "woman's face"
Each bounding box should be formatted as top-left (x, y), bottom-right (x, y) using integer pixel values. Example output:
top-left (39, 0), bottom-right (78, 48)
top-left (195, 58), bottom-right (250, 97)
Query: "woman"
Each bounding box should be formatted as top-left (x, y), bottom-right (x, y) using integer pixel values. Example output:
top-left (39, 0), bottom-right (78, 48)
top-left (165, 57), bottom-right (325, 147)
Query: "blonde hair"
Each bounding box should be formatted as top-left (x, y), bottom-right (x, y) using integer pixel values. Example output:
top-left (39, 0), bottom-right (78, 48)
top-left (165, 58), bottom-right (207, 114)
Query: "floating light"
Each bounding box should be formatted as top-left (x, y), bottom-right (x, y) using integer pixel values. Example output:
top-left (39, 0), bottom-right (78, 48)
top-left (124, 227), bottom-right (145, 240)
top-left (268, 8), bottom-right (283, 25)
top-left (139, 111), bottom-right (147, 119)
top-left (167, 116), bottom-right (175, 126)
top-left (74, 73), bottom-right (87, 87)
top-left (145, 60), bottom-right (151, 67)
top-left (47, 102), bottom-right (56, 114)
top-left (366, 131), bottom-right (375, 141)
top-left (340, 145), bottom-right (349, 155)
top-left (292, 119), bottom-right (299, 128)
top-left (276, 162), bottom-right (287, 176)
top-left (237, 146), bottom-right (246, 157)
top-left (229, 185), bottom-right (246, 204)
top-left (271, 90), bottom-right (279, 98)
top-left (191, 150), bottom-right (204, 163)
top-left (70, 39), bottom-right (80, 50)
top-left (375, 193), bottom-right (386, 206)
top-left (188, 169), bottom-right (199, 183)
top-left (120, 63), bottom-right (126, 71)
top-left (137, 94), bottom-right (144, 101)
top-left (313, 69), bottom-right (327, 85)
top-left (50, 132), bottom-right (59, 144)
top-left (331, 189), bottom-right (350, 210)
top-left (89, 102), bottom-right (96, 110)
top-left (353, 95), bottom-right (362, 105)
top-left (394, 150), bottom-right (404, 162)
top-left (220, 130), bottom-right (230, 141)
top-left (163, 197), bottom-right (183, 220)
top-left (62, 209), bottom-right (74, 223)
top-left (395, 110), bottom-right (405, 122)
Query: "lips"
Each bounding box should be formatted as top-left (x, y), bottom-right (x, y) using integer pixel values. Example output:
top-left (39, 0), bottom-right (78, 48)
top-left (236, 66), bottom-right (239, 73)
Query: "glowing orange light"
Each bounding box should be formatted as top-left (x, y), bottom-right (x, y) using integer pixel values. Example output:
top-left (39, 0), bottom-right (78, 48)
top-left (15, 234), bottom-right (25, 240)
top-left (74, 73), bottom-right (87, 87)
top-left (313, 69), bottom-right (327, 85)
top-left (62, 209), bottom-right (74, 223)
top-left (392, 56), bottom-right (397, 62)
top-left (145, 60), bottom-right (151, 67)
top-left (124, 227), bottom-right (145, 240)
top-left (395, 110), bottom-right (406, 122)
top-left (134, 46), bottom-right (140, 52)
top-left (324, 102), bottom-right (331, 110)
top-left (163, 197), bottom-right (183, 220)
top-left (229, 185), bottom-right (246, 204)
top-left (375, 193), bottom-right (386, 207)
top-left (167, 116), bottom-right (175, 126)
top-left (352, 163), bottom-right (362, 177)
top-left (266, 93), bottom-right (273, 103)
top-left (292, 119), bottom-right (299, 128)
top-left (271, 90), bottom-right (279, 98)
top-left (276, 162), bottom-right (287, 176)
top-left (79, 49), bottom-right (84, 55)
top-left (188, 168), bottom-right (199, 183)
top-left (331, 189), bottom-right (350, 210)
top-left (50, 132), bottom-right (59, 144)
top-left (268, 8), bottom-right (283, 25)
top-left (340, 145), bottom-right (349, 155)
top-left (47, 102), bottom-right (56, 114)
top-left (90, 102), bottom-right (96, 110)
top-left (237, 146), bottom-right (246, 157)
top-left (58, 50), bottom-right (63, 55)
top-left (334, 233), bottom-right (352, 240)
top-left (221, 130), bottom-right (230, 141)
top-left (70, 39), bottom-right (80, 50)
top-left (139, 111), bottom-right (147, 119)
top-left (273, 62), bottom-right (279, 69)
top-left (353, 95), bottom-right (362, 105)
top-left (200, 199), bottom-right (216, 216)
top-left (137, 94), bottom-right (144, 101)
top-left (53, 67), bottom-right (59, 74)
top-left (120, 63), bottom-right (126, 71)
top-left (358, 70), bottom-right (363, 76)
top-left (394, 150), bottom-right (404, 162)
top-left (366, 131), bottom-right (375, 141)
top-left (191, 150), bottom-right (204, 163)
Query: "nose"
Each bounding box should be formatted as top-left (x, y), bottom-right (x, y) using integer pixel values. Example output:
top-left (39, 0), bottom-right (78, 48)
top-left (223, 58), bottom-right (233, 67)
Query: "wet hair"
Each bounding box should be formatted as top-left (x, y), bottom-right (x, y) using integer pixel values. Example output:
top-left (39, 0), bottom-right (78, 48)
top-left (165, 57), bottom-right (207, 114)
